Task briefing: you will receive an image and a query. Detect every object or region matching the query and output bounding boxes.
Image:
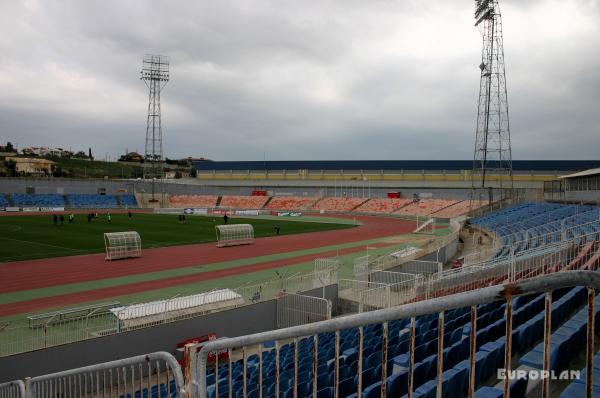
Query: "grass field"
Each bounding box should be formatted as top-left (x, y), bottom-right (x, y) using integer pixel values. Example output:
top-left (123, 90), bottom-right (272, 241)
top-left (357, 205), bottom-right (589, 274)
top-left (0, 214), bottom-right (355, 262)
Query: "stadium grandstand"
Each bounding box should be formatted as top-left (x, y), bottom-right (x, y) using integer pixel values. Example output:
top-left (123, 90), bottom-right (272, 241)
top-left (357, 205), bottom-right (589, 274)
top-left (394, 199), bottom-right (461, 217)
top-left (2, 197), bottom-right (600, 398)
top-left (312, 197), bottom-right (369, 212)
top-left (353, 198), bottom-right (413, 214)
top-left (0, 193), bottom-right (139, 209)
top-left (265, 196), bottom-right (319, 211)
top-left (169, 195), bottom-right (219, 208)
top-left (192, 160), bottom-right (600, 190)
top-left (2, 0), bottom-right (600, 395)
top-left (219, 195), bottom-right (271, 210)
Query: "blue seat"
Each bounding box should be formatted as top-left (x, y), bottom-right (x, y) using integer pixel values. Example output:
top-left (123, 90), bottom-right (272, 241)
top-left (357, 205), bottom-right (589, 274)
top-left (11, 193), bottom-right (65, 207)
top-left (445, 367), bottom-right (468, 398)
top-left (316, 372), bottom-right (331, 390)
top-left (338, 376), bottom-right (355, 397)
top-left (560, 380), bottom-right (600, 398)
top-left (362, 381), bottom-right (381, 398)
top-left (475, 375), bottom-right (527, 398)
top-left (316, 387), bottom-right (333, 398)
top-left (386, 370), bottom-right (408, 397)
top-left (414, 380), bottom-right (436, 398)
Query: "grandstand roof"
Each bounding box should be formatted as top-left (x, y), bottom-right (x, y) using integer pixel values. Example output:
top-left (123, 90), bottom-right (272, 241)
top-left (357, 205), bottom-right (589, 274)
top-left (193, 160), bottom-right (600, 172)
top-left (558, 168), bottom-right (600, 179)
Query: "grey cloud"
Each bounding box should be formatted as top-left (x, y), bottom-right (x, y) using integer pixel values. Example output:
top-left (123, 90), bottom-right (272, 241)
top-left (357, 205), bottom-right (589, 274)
top-left (0, 0), bottom-right (598, 161)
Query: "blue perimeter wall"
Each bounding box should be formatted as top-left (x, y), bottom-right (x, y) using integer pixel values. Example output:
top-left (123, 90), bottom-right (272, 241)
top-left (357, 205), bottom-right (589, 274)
top-left (193, 160), bottom-right (600, 172)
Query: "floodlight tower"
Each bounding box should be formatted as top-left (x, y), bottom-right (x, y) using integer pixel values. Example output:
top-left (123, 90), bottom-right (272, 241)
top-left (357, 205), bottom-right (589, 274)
top-left (472, 0), bottom-right (513, 201)
top-left (141, 54), bottom-right (169, 201)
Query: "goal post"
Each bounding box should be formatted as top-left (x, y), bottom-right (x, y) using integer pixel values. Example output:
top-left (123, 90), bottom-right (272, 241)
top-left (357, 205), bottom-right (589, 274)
top-left (104, 231), bottom-right (142, 261)
top-left (215, 224), bottom-right (255, 247)
top-left (414, 216), bottom-right (435, 234)
top-left (314, 258), bottom-right (340, 287)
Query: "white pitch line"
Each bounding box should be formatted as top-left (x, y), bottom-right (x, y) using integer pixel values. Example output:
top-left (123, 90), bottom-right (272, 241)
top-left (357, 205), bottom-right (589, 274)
top-left (0, 236), bottom-right (81, 252)
top-left (0, 225), bottom-right (23, 232)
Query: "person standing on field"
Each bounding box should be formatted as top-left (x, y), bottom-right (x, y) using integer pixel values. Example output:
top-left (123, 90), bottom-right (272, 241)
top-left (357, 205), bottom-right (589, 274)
top-left (107, 213), bottom-right (112, 224)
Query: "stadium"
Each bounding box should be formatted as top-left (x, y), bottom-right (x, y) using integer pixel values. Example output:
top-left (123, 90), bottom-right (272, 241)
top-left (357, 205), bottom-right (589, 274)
top-left (1, 1), bottom-right (600, 398)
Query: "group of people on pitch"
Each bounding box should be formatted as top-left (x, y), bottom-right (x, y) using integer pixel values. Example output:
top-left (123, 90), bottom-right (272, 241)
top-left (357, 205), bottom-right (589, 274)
top-left (52, 211), bottom-right (133, 225)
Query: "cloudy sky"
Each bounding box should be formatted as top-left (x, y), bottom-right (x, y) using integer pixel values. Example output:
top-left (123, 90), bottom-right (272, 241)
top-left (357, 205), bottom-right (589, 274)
top-left (0, 0), bottom-right (598, 161)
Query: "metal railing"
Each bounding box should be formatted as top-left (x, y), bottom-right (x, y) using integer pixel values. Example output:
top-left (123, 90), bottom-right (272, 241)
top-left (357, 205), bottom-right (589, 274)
top-left (8, 271), bottom-right (600, 397)
top-left (0, 312), bottom-right (118, 357)
top-left (369, 271), bottom-right (419, 286)
top-left (422, 232), bottom-right (600, 303)
top-left (25, 352), bottom-right (184, 398)
top-left (191, 271), bottom-right (600, 398)
top-left (390, 259), bottom-right (442, 275)
top-left (337, 279), bottom-right (388, 302)
top-left (359, 275), bottom-right (425, 313)
top-left (0, 270), bottom-right (333, 357)
top-left (465, 218), bottom-right (600, 264)
top-left (367, 219), bottom-right (461, 274)
top-left (0, 381), bottom-right (25, 398)
top-left (276, 293), bottom-right (332, 328)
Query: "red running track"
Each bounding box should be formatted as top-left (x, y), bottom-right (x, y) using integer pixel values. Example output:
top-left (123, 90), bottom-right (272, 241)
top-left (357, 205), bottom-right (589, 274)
top-left (0, 216), bottom-right (415, 294)
top-left (0, 240), bottom-right (406, 317)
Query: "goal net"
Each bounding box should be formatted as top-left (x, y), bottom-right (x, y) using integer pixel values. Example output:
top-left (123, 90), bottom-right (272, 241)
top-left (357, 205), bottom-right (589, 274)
top-left (215, 224), bottom-right (255, 247)
top-left (314, 258), bottom-right (340, 287)
top-left (104, 231), bottom-right (142, 261)
top-left (414, 216), bottom-right (435, 234)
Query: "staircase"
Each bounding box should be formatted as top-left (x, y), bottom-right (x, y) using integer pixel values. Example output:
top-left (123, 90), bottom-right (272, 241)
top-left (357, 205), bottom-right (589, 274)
top-left (262, 196), bottom-right (273, 209)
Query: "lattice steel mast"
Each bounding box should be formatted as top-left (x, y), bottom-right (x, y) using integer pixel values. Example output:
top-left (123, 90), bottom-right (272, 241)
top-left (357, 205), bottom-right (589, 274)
top-left (141, 54), bottom-right (169, 200)
top-left (472, 0), bottom-right (513, 194)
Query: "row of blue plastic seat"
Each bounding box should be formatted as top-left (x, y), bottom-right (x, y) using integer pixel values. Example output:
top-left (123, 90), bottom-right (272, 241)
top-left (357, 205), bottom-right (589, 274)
top-left (560, 349), bottom-right (600, 397)
top-left (2, 193), bottom-right (139, 208)
top-left (209, 287), bottom-right (584, 398)
top-left (206, 302), bottom-right (507, 398)
top-left (472, 203), bottom-right (600, 258)
top-left (520, 287), bottom-right (598, 372)
top-left (11, 193), bottom-right (65, 206)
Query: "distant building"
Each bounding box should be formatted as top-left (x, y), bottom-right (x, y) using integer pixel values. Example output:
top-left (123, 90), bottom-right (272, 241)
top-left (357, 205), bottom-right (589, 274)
top-left (186, 156), bottom-right (211, 162)
top-left (119, 152), bottom-right (144, 163)
top-left (548, 168), bottom-right (600, 202)
top-left (21, 146), bottom-right (73, 158)
top-left (165, 170), bottom-right (190, 179)
top-left (6, 157), bottom-right (55, 175)
top-left (0, 143), bottom-right (17, 156)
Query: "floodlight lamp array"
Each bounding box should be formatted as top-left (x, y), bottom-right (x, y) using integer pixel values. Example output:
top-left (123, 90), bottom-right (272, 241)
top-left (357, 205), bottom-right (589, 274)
top-left (141, 54), bottom-right (170, 82)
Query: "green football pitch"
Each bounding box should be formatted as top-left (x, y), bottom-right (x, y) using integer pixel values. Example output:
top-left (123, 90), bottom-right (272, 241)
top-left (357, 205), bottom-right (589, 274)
top-left (0, 213), bottom-right (355, 262)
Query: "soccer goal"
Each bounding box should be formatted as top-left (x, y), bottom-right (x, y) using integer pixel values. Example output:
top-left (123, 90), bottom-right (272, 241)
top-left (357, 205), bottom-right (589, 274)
top-left (215, 224), bottom-right (255, 247)
top-left (104, 231), bottom-right (142, 261)
top-left (314, 258), bottom-right (340, 286)
top-left (414, 216), bottom-right (435, 234)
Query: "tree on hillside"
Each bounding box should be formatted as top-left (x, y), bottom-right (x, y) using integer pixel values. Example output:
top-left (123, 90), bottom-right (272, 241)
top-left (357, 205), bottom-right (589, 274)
top-left (4, 159), bottom-right (16, 176)
top-left (51, 164), bottom-right (67, 178)
top-left (5, 142), bottom-right (14, 152)
top-left (189, 167), bottom-right (197, 178)
top-left (73, 151), bottom-right (88, 159)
